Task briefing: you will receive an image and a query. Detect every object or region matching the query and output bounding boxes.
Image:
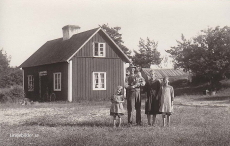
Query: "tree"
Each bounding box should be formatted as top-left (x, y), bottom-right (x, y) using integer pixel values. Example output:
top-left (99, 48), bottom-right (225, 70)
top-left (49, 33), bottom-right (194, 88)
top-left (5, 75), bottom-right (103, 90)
top-left (0, 67), bottom-right (23, 88)
top-left (100, 24), bottom-right (132, 58)
top-left (0, 48), bottom-right (23, 88)
top-left (0, 48), bottom-right (10, 74)
top-left (132, 38), bottom-right (162, 68)
top-left (166, 26), bottom-right (230, 89)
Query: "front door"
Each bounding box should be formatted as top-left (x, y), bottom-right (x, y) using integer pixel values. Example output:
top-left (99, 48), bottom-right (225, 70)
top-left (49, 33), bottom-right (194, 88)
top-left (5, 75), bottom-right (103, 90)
top-left (39, 71), bottom-right (48, 101)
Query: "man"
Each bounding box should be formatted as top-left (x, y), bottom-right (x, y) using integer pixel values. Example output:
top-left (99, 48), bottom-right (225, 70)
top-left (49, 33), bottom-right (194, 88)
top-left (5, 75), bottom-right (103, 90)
top-left (125, 64), bottom-right (145, 125)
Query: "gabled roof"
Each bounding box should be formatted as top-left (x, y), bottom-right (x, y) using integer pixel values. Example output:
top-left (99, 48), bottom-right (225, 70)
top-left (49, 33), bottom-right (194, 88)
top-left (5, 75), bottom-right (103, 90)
top-left (20, 27), bottom-right (130, 68)
top-left (142, 68), bottom-right (189, 79)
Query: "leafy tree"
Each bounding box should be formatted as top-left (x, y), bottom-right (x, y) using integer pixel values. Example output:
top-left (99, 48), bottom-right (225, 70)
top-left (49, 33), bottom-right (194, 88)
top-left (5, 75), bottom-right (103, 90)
top-left (132, 38), bottom-right (162, 68)
top-left (0, 48), bottom-right (10, 74)
top-left (0, 67), bottom-right (23, 88)
top-left (100, 24), bottom-right (132, 58)
top-left (0, 48), bottom-right (23, 88)
top-left (166, 26), bottom-right (230, 89)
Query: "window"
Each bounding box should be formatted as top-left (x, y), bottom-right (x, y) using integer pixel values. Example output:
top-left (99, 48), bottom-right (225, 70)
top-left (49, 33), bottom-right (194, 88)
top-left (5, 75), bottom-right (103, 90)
top-left (54, 72), bottom-right (61, 91)
top-left (93, 72), bottom-right (106, 90)
top-left (93, 42), bottom-right (106, 57)
top-left (28, 75), bottom-right (34, 91)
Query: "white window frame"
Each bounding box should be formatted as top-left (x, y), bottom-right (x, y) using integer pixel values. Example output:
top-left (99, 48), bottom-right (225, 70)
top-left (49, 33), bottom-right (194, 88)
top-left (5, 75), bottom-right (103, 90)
top-left (93, 42), bottom-right (106, 57)
top-left (28, 75), bottom-right (34, 91)
top-left (93, 72), bottom-right (106, 90)
top-left (53, 72), bottom-right (61, 91)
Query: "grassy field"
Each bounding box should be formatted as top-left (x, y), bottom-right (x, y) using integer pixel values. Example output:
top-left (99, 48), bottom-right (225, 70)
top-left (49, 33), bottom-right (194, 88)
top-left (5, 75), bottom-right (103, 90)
top-left (0, 87), bottom-right (230, 146)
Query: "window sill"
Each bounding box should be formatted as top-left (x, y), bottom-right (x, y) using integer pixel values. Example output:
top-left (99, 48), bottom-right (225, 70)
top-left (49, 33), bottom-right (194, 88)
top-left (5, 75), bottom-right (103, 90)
top-left (93, 88), bottom-right (106, 90)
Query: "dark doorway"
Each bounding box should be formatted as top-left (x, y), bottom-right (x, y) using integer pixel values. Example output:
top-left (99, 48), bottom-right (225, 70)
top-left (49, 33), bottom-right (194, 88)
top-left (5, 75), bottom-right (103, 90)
top-left (39, 71), bottom-right (48, 101)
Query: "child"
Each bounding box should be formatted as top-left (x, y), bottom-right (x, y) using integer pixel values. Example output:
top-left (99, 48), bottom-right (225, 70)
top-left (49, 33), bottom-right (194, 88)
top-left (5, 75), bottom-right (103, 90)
top-left (159, 77), bottom-right (174, 127)
top-left (110, 86), bottom-right (125, 128)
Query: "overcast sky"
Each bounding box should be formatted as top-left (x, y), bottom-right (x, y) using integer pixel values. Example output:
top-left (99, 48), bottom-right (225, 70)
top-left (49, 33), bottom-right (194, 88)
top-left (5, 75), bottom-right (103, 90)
top-left (1, 0), bottom-right (230, 67)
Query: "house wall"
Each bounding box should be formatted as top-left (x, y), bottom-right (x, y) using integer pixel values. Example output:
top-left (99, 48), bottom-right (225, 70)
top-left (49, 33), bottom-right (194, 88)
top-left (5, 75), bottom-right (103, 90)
top-left (71, 31), bottom-right (125, 101)
top-left (72, 57), bottom-right (124, 101)
top-left (23, 62), bottom-right (68, 101)
top-left (75, 31), bottom-right (123, 58)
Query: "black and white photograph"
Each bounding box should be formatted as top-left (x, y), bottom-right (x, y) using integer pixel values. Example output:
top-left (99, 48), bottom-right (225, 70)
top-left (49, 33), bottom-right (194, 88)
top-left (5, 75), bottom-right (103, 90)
top-left (0, 0), bottom-right (230, 145)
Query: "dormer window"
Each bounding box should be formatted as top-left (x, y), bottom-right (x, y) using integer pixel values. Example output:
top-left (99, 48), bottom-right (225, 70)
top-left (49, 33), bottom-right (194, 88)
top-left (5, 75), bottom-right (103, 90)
top-left (93, 42), bottom-right (106, 57)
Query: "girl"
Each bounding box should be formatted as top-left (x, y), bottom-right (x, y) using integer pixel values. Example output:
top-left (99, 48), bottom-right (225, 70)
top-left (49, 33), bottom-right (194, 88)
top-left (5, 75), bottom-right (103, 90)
top-left (110, 86), bottom-right (125, 128)
top-left (159, 77), bottom-right (174, 127)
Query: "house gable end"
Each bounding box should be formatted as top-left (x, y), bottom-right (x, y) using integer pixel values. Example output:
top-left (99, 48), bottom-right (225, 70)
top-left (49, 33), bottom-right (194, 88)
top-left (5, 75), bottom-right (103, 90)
top-left (70, 29), bottom-right (131, 63)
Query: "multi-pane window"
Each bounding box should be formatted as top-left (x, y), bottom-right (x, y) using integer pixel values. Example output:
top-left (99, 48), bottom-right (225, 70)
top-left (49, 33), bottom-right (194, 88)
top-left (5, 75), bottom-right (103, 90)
top-left (93, 72), bottom-right (106, 90)
top-left (54, 72), bottom-right (61, 91)
top-left (93, 42), bottom-right (106, 57)
top-left (28, 75), bottom-right (34, 91)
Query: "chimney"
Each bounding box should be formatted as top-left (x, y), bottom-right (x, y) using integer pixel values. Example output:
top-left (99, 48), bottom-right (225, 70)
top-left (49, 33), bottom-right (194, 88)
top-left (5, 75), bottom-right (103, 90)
top-left (62, 25), bottom-right (80, 40)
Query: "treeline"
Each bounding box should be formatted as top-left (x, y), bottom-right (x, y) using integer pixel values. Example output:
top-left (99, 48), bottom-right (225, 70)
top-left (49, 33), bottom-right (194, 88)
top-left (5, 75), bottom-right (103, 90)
top-left (0, 49), bottom-right (23, 88)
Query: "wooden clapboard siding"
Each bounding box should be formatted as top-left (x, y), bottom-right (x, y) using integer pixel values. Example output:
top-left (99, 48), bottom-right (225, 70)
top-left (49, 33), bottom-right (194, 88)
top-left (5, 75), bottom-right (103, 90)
top-left (23, 62), bottom-right (68, 101)
top-left (75, 31), bottom-right (119, 58)
top-left (72, 57), bottom-right (124, 101)
top-left (71, 29), bottom-right (125, 101)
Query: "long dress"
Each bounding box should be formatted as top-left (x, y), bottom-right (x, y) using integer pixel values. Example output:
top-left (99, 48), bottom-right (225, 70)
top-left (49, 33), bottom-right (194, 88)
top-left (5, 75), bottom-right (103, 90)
top-left (145, 79), bottom-right (161, 115)
top-left (159, 85), bottom-right (174, 115)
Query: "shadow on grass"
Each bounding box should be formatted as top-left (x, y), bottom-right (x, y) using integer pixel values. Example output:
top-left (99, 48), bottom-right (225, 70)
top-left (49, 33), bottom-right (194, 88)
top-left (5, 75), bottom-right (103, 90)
top-left (22, 120), bottom-right (112, 128)
top-left (175, 103), bottom-right (226, 108)
top-left (174, 85), bottom-right (208, 96)
top-left (195, 96), bottom-right (230, 101)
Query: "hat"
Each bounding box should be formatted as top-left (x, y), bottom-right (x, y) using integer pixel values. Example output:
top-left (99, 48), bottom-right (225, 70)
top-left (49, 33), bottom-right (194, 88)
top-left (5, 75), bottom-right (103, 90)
top-left (128, 63), bottom-right (136, 69)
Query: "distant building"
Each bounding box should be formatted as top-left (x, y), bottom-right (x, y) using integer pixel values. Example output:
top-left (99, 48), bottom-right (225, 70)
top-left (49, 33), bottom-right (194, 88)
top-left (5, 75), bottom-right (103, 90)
top-left (141, 68), bottom-right (190, 82)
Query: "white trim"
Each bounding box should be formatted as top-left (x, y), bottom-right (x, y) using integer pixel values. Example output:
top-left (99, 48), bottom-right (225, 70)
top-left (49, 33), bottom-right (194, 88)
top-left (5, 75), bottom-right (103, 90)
top-left (53, 72), bottom-right (61, 91)
top-left (123, 62), bottom-right (127, 97)
top-left (67, 28), bottom-right (101, 62)
top-left (68, 60), bottom-right (73, 102)
top-left (100, 28), bottom-right (131, 63)
top-left (93, 72), bottom-right (106, 90)
top-left (124, 62), bottom-right (127, 83)
top-left (93, 42), bottom-right (106, 57)
top-left (22, 69), bottom-right (24, 90)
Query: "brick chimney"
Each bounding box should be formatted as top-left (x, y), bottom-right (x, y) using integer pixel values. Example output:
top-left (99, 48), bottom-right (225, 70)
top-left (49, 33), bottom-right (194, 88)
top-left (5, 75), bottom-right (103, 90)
top-left (62, 25), bottom-right (80, 40)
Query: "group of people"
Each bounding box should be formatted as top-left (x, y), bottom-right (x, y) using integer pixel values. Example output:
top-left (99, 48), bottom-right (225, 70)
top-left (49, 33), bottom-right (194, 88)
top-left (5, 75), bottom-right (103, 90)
top-left (110, 64), bottom-right (174, 128)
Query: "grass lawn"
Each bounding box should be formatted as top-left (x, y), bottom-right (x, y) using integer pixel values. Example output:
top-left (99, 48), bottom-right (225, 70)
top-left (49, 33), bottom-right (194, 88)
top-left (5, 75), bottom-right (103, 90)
top-left (0, 90), bottom-right (230, 146)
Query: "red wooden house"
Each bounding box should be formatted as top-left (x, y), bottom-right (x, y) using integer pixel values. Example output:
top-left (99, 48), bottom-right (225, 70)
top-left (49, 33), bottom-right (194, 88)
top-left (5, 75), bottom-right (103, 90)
top-left (20, 25), bottom-right (131, 102)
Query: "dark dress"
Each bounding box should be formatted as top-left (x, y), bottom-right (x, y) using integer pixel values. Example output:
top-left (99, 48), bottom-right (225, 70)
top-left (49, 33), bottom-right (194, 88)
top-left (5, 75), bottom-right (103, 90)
top-left (145, 79), bottom-right (161, 115)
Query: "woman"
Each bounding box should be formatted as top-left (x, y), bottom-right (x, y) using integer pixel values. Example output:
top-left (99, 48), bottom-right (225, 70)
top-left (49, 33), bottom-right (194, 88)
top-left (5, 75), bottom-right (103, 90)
top-left (145, 70), bottom-right (161, 126)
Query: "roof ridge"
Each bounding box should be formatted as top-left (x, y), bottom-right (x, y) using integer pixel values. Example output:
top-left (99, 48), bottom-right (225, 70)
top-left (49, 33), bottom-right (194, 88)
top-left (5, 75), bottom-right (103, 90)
top-left (46, 27), bottom-right (100, 43)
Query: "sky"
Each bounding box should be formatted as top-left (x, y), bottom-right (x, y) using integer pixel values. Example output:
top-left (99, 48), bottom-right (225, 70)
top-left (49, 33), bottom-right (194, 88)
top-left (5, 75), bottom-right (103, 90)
top-left (0, 0), bottom-right (230, 67)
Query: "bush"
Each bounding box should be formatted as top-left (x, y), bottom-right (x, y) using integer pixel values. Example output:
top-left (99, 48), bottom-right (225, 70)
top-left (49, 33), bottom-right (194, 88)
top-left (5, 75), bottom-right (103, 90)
top-left (0, 85), bottom-right (25, 103)
top-left (170, 79), bottom-right (189, 88)
top-left (0, 67), bottom-right (23, 88)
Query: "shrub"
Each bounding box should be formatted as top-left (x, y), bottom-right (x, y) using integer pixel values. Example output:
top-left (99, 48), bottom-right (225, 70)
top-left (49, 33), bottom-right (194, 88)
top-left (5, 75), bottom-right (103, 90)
top-left (0, 67), bottom-right (23, 88)
top-left (170, 79), bottom-right (189, 88)
top-left (0, 85), bottom-right (25, 103)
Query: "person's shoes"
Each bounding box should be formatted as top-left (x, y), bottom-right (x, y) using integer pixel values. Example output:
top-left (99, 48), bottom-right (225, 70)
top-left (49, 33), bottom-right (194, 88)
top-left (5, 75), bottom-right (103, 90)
top-left (128, 122), bottom-right (133, 127)
top-left (136, 122), bottom-right (143, 126)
